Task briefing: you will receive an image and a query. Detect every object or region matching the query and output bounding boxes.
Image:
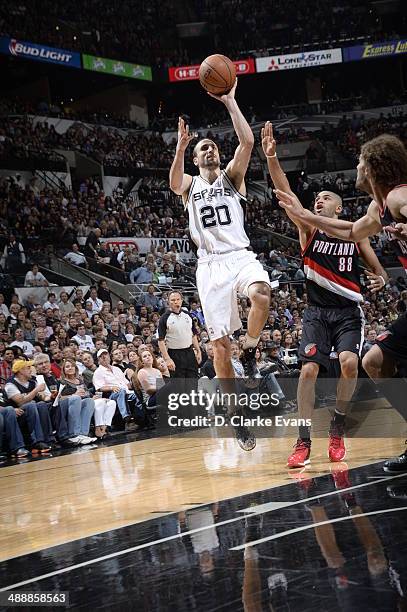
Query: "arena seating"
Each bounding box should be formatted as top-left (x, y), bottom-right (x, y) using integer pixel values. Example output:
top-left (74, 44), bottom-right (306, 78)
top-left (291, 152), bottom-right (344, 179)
top-left (1, 0), bottom-right (405, 66)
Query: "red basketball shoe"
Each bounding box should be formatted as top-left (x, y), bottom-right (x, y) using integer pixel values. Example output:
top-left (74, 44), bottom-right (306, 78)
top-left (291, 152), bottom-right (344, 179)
top-left (287, 439), bottom-right (311, 468)
top-left (328, 428), bottom-right (346, 462)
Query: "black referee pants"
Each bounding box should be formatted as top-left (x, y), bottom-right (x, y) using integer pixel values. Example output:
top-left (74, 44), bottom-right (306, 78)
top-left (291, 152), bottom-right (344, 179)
top-left (168, 347), bottom-right (198, 379)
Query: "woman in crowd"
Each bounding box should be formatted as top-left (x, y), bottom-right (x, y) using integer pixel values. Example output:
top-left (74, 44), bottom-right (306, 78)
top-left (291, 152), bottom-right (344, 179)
top-left (133, 350), bottom-right (163, 406)
top-left (125, 349), bottom-right (139, 379)
top-left (57, 327), bottom-right (69, 349)
top-left (59, 359), bottom-right (96, 444)
top-left (156, 356), bottom-right (170, 381)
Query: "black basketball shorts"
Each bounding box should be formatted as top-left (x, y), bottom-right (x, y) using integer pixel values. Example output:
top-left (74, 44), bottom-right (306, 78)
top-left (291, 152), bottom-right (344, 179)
top-left (375, 313), bottom-right (407, 364)
top-left (299, 305), bottom-right (364, 370)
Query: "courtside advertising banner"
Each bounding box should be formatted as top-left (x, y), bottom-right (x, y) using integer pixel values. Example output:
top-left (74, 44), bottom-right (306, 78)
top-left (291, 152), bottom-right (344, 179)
top-left (343, 39), bottom-right (407, 62)
top-left (96, 236), bottom-right (195, 259)
top-left (83, 54), bottom-right (152, 81)
top-left (168, 58), bottom-right (255, 82)
top-left (256, 48), bottom-right (342, 72)
top-left (0, 36), bottom-right (81, 68)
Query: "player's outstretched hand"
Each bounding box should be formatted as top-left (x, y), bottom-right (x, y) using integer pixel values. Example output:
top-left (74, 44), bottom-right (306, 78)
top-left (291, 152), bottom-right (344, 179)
top-left (384, 223), bottom-right (407, 241)
top-left (275, 189), bottom-right (306, 219)
top-left (261, 121), bottom-right (276, 158)
top-left (207, 78), bottom-right (237, 105)
top-left (365, 270), bottom-right (386, 293)
top-left (176, 116), bottom-right (195, 152)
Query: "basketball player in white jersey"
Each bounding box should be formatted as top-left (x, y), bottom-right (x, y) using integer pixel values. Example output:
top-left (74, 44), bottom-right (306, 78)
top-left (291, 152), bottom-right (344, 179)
top-left (169, 80), bottom-right (272, 450)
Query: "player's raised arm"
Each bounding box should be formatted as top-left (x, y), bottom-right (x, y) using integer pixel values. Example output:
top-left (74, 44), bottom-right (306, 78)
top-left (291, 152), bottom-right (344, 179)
top-left (275, 189), bottom-right (382, 242)
top-left (169, 117), bottom-right (194, 197)
top-left (208, 79), bottom-right (254, 194)
top-left (262, 121), bottom-right (313, 249)
top-left (261, 122), bottom-right (292, 194)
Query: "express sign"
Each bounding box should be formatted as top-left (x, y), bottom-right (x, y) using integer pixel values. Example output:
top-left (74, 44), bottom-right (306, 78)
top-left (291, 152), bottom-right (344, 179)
top-left (168, 58), bottom-right (255, 82)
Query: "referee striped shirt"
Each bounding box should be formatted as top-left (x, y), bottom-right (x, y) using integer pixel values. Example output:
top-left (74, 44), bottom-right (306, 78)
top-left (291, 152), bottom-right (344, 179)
top-left (158, 309), bottom-right (196, 349)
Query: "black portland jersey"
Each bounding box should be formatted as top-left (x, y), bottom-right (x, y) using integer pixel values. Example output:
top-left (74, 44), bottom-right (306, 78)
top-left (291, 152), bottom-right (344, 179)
top-left (303, 229), bottom-right (362, 307)
top-left (380, 185), bottom-right (407, 274)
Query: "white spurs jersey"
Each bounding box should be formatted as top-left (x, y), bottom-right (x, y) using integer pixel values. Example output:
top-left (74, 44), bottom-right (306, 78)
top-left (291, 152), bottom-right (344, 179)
top-left (186, 170), bottom-right (250, 258)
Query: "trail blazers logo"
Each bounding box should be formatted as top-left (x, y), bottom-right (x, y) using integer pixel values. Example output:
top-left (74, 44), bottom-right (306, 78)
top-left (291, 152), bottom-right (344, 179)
top-left (304, 343), bottom-right (317, 357)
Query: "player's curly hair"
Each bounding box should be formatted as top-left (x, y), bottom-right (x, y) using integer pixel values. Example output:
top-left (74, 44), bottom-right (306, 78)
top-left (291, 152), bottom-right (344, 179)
top-left (361, 134), bottom-right (407, 189)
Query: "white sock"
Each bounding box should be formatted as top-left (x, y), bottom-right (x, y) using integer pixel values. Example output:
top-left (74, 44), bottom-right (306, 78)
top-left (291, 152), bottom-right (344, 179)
top-left (242, 334), bottom-right (260, 350)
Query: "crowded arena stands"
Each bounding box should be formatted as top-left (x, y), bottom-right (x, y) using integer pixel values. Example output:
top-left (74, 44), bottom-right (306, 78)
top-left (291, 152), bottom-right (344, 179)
top-left (1, 0), bottom-right (406, 66)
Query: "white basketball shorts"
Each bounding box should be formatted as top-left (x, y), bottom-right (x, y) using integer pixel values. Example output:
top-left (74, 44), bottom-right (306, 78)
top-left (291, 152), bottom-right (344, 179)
top-left (196, 249), bottom-right (273, 341)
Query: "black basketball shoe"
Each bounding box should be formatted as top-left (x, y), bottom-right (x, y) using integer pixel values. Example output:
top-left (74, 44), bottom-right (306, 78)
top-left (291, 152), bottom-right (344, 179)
top-left (241, 346), bottom-right (261, 388)
top-left (383, 442), bottom-right (407, 474)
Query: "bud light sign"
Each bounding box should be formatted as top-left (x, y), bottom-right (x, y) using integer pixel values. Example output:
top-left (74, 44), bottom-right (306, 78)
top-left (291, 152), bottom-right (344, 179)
top-left (0, 36), bottom-right (81, 68)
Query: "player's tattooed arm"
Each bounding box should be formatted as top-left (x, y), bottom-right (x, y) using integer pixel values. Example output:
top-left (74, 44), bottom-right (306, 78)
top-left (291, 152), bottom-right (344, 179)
top-left (275, 190), bottom-right (382, 242)
top-left (209, 80), bottom-right (254, 194)
top-left (169, 116), bottom-right (193, 196)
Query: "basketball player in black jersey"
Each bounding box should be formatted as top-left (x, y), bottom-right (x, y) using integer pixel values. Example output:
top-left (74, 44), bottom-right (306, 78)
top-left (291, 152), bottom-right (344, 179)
top-left (262, 122), bottom-right (387, 468)
top-left (276, 133), bottom-right (407, 473)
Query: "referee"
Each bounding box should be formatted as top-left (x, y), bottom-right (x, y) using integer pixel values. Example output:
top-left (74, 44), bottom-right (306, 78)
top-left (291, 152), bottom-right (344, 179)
top-left (158, 291), bottom-right (201, 378)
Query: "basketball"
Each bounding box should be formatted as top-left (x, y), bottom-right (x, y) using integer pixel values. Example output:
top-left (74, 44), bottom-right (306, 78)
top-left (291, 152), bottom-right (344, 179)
top-left (199, 54), bottom-right (236, 95)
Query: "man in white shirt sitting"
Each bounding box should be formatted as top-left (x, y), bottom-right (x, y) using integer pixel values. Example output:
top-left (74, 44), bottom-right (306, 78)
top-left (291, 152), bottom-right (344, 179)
top-left (58, 291), bottom-right (75, 315)
top-left (71, 323), bottom-right (95, 352)
top-left (24, 264), bottom-right (49, 287)
top-left (93, 349), bottom-right (138, 430)
top-left (42, 292), bottom-right (60, 311)
top-left (88, 286), bottom-right (103, 314)
top-left (9, 328), bottom-right (35, 357)
top-left (64, 243), bottom-right (87, 267)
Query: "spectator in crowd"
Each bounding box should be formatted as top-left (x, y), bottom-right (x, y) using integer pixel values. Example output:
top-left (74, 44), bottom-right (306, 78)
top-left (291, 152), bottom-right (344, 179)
top-left (43, 292), bottom-right (59, 311)
top-left (24, 264), bottom-right (49, 287)
top-left (59, 359), bottom-right (96, 445)
top-left (135, 349), bottom-right (163, 406)
top-left (9, 328), bottom-right (35, 358)
top-left (139, 284), bottom-right (161, 311)
top-left (33, 353), bottom-right (78, 448)
top-left (92, 348), bottom-right (138, 430)
top-left (130, 262), bottom-right (155, 285)
top-left (71, 323), bottom-right (95, 352)
top-left (4, 359), bottom-right (53, 454)
top-left (362, 329), bottom-right (377, 357)
top-left (97, 280), bottom-right (112, 307)
top-left (59, 291), bottom-right (75, 316)
top-left (200, 342), bottom-right (216, 379)
top-left (87, 286), bottom-right (103, 314)
top-left (80, 351), bottom-right (97, 386)
top-left (0, 347), bottom-right (14, 388)
top-left (1, 234), bottom-right (25, 271)
top-left (64, 244), bottom-right (87, 267)
top-left (85, 228), bottom-right (102, 259)
top-left (0, 294), bottom-right (10, 318)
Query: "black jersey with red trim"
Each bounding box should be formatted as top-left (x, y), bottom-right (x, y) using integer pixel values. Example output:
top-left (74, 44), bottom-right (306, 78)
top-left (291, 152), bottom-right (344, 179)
top-left (302, 229), bottom-right (362, 307)
top-left (380, 185), bottom-right (407, 274)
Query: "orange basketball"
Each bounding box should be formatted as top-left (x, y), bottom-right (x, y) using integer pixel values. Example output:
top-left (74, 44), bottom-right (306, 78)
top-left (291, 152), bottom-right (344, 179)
top-left (199, 54), bottom-right (236, 95)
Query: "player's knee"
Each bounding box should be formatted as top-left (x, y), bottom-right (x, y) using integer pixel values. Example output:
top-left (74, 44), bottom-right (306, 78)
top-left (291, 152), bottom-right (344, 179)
top-left (300, 362), bottom-right (319, 380)
top-left (362, 349), bottom-right (379, 377)
top-left (249, 283), bottom-right (270, 310)
top-left (339, 353), bottom-right (358, 378)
